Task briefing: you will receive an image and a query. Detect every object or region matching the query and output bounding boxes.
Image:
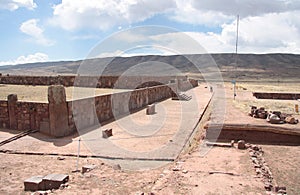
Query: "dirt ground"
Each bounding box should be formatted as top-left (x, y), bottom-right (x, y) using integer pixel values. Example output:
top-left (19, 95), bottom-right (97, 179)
top-left (0, 146), bottom-right (265, 195)
top-left (263, 145), bottom-right (300, 195)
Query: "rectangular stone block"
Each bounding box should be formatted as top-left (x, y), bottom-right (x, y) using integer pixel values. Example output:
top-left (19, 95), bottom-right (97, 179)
top-left (82, 165), bottom-right (97, 174)
top-left (146, 104), bottom-right (155, 115)
top-left (24, 175), bottom-right (44, 191)
top-left (102, 128), bottom-right (113, 138)
top-left (43, 174), bottom-right (69, 190)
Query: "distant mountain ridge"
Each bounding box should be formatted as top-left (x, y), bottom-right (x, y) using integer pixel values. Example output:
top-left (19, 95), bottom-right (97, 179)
top-left (0, 53), bottom-right (300, 81)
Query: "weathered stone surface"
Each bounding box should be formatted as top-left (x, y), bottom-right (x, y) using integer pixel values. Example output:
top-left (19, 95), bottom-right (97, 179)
top-left (82, 165), bottom-right (97, 174)
top-left (237, 140), bottom-right (246, 149)
top-left (43, 174), bottom-right (69, 190)
top-left (24, 175), bottom-right (44, 191)
top-left (48, 85), bottom-right (70, 137)
top-left (8, 94), bottom-right (18, 129)
top-left (146, 104), bottom-right (156, 115)
top-left (112, 164), bottom-right (121, 170)
top-left (285, 116), bottom-right (298, 124)
top-left (102, 129), bottom-right (113, 138)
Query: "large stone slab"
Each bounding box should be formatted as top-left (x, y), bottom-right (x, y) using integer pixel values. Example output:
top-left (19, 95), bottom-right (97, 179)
top-left (24, 175), bottom-right (44, 191)
top-left (43, 174), bottom-right (69, 190)
top-left (48, 85), bottom-right (71, 137)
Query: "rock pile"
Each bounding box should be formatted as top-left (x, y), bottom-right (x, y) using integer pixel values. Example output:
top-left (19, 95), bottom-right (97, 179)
top-left (245, 143), bottom-right (287, 194)
top-left (249, 106), bottom-right (298, 125)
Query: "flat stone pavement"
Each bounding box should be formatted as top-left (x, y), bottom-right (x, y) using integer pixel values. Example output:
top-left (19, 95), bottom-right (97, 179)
top-left (79, 84), bottom-right (212, 161)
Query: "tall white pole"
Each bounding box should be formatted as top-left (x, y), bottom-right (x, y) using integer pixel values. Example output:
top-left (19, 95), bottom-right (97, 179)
top-left (234, 15), bottom-right (239, 100)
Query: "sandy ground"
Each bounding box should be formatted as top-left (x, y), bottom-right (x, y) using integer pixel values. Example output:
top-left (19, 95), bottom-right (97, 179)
top-left (0, 84), bottom-right (129, 102)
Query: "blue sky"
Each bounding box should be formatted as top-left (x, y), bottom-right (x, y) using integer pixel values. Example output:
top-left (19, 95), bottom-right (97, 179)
top-left (0, 0), bottom-right (300, 65)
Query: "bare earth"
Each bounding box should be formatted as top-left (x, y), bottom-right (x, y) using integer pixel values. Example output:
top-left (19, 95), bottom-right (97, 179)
top-left (0, 83), bottom-right (299, 194)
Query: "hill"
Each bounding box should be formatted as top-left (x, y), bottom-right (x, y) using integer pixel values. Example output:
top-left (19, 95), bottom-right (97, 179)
top-left (0, 53), bottom-right (300, 81)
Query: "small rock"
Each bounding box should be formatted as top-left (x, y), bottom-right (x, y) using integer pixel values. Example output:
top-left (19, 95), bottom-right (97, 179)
top-left (82, 164), bottom-right (97, 174)
top-left (172, 167), bottom-right (180, 171)
top-left (252, 145), bottom-right (259, 151)
top-left (182, 170), bottom-right (188, 174)
top-left (237, 140), bottom-right (246, 149)
top-left (285, 116), bottom-right (298, 124)
top-left (278, 189), bottom-right (287, 194)
top-left (59, 185), bottom-right (64, 190)
top-left (264, 182), bottom-right (272, 191)
top-left (113, 164), bottom-right (121, 170)
top-left (230, 140), bottom-right (235, 147)
top-left (57, 156), bottom-right (65, 160)
top-left (274, 186), bottom-right (286, 192)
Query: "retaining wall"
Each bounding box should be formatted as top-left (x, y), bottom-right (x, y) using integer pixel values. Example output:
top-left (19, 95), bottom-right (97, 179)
top-left (0, 75), bottom-right (193, 89)
top-left (67, 84), bottom-right (176, 131)
top-left (253, 92), bottom-right (300, 100)
top-left (0, 101), bottom-right (9, 128)
top-left (0, 79), bottom-right (196, 137)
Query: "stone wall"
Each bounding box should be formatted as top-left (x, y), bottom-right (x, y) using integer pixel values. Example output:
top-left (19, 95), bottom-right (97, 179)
top-left (253, 92), bottom-right (300, 100)
top-left (15, 102), bottom-right (49, 131)
top-left (0, 78), bottom-right (198, 137)
top-left (0, 75), bottom-right (194, 89)
top-left (67, 84), bottom-right (177, 131)
top-left (0, 98), bottom-right (49, 131)
top-left (0, 101), bottom-right (9, 128)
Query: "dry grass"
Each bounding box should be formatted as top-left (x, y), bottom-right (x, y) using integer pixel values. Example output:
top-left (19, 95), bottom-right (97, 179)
top-left (0, 84), bottom-right (129, 102)
top-left (229, 82), bottom-right (300, 115)
top-left (232, 99), bottom-right (299, 115)
top-left (236, 82), bottom-right (300, 93)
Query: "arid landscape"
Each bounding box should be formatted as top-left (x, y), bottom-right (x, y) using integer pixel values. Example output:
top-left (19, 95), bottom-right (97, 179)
top-left (0, 55), bottom-right (299, 194)
top-left (2, 0), bottom-right (300, 194)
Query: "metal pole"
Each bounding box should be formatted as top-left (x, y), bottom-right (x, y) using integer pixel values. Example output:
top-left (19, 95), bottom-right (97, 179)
top-left (234, 14), bottom-right (239, 100)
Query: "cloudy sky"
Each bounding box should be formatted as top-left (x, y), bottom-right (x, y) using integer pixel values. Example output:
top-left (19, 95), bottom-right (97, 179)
top-left (0, 0), bottom-right (300, 65)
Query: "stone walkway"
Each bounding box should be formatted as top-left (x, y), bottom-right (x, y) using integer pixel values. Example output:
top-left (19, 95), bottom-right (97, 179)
top-left (79, 84), bottom-right (212, 161)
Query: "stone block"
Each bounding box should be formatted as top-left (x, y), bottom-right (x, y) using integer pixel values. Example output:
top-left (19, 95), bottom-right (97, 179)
top-left (82, 165), bottom-right (97, 174)
top-left (48, 85), bottom-right (70, 137)
top-left (24, 175), bottom-right (44, 191)
top-left (146, 104), bottom-right (155, 115)
top-left (43, 174), bottom-right (69, 190)
top-left (102, 128), bottom-right (113, 138)
top-left (237, 140), bottom-right (246, 149)
top-left (285, 116), bottom-right (298, 124)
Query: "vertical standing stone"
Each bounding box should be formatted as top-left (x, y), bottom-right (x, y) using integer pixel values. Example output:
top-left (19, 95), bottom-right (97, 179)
top-left (8, 94), bottom-right (18, 130)
top-left (48, 85), bottom-right (70, 137)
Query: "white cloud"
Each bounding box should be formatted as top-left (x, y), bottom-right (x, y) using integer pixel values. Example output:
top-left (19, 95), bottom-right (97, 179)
top-left (0, 53), bottom-right (49, 66)
top-left (50, 0), bottom-right (176, 31)
top-left (0, 0), bottom-right (36, 11)
top-left (97, 10), bottom-right (300, 56)
top-left (191, 0), bottom-right (300, 18)
top-left (49, 0), bottom-right (300, 54)
top-left (20, 19), bottom-right (54, 46)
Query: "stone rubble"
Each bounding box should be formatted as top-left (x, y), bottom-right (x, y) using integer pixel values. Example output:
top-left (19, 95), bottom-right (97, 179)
top-left (249, 105), bottom-right (298, 125)
top-left (245, 143), bottom-right (287, 194)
